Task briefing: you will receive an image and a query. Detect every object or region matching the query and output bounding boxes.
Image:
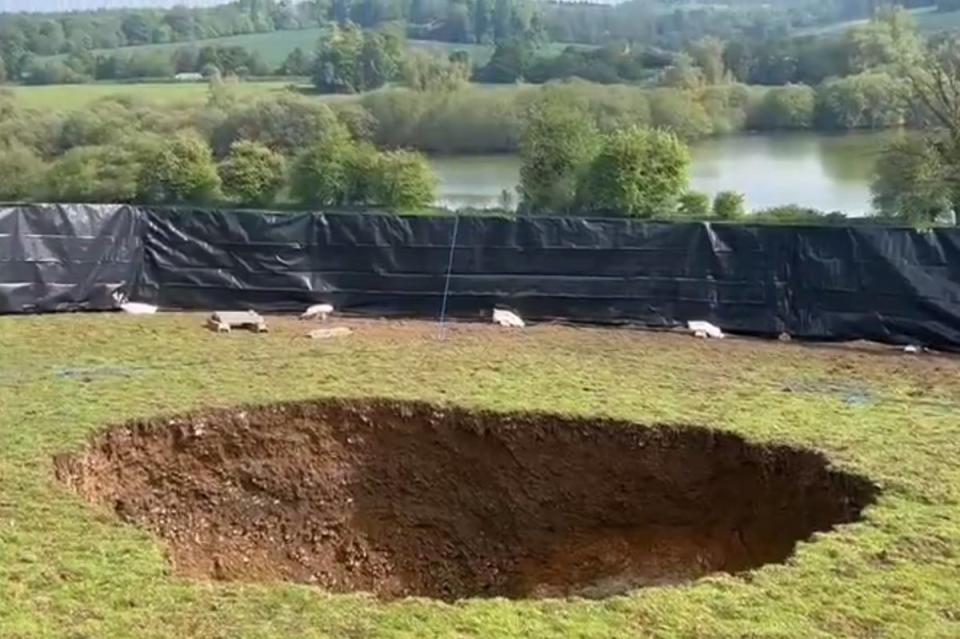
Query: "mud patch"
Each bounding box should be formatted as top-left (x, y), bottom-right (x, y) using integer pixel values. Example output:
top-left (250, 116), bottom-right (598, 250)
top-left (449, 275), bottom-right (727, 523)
top-left (55, 399), bottom-right (876, 601)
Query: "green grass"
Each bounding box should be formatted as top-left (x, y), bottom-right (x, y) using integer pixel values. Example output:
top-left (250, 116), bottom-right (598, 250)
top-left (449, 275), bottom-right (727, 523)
top-left (40, 27), bottom-right (331, 68)
top-left (1, 314), bottom-right (959, 637)
top-left (7, 80), bottom-right (301, 110)
top-left (36, 27), bottom-right (496, 69)
top-left (795, 6), bottom-right (938, 36)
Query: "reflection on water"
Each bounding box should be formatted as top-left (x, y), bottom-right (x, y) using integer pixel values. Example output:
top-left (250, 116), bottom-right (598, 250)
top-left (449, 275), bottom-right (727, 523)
top-left (428, 130), bottom-right (902, 215)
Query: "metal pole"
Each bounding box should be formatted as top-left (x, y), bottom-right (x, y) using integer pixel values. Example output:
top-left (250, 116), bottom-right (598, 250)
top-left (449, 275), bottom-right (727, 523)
top-left (437, 214), bottom-right (461, 340)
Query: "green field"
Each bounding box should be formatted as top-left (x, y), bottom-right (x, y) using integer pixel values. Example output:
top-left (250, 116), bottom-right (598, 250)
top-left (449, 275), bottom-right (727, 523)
top-left (7, 79), bottom-right (300, 110)
top-left (37, 27), bottom-right (498, 69)
top-left (796, 6), bottom-right (956, 36)
top-left (1, 313), bottom-right (959, 637)
top-left (41, 27), bottom-right (330, 68)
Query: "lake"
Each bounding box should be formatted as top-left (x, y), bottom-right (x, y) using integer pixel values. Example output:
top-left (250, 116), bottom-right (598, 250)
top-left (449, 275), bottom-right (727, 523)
top-left (427, 130), bottom-right (899, 215)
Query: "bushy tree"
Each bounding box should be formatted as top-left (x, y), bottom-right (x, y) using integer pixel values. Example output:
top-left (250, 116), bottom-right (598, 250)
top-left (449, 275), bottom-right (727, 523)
top-left (688, 37), bottom-right (727, 85)
top-left (23, 60), bottom-right (89, 85)
top-left (400, 51), bottom-right (470, 92)
top-left (371, 150), bottom-right (437, 210)
top-left (0, 143), bottom-right (46, 201)
top-left (518, 97), bottom-right (599, 213)
top-left (56, 99), bottom-right (136, 152)
top-left (212, 94), bottom-right (347, 156)
top-left (137, 134), bottom-right (221, 204)
top-left (479, 39), bottom-right (533, 83)
top-left (872, 136), bottom-right (956, 225)
top-left (313, 25), bottom-right (402, 93)
top-left (658, 53), bottom-right (704, 90)
top-left (815, 72), bottom-right (908, 130)
top-left (330, 102), bottom-right (378, 141)
top-left (848, 7), bottom-right (919, 73)
top-left (750, 85), bottom-right (815, 130)
top-left (648, 88), bottom-right (713, 139)
top-left (281, 47), bottom-right (312, 76)
top-left (290, 129), bottom-right (355, 206)
top-left (45, 145), bottom-right (140, 203)
top-left (578, 126), bottom-right (690, 218)
top-left (218, 141), bottom-right (287, 206)
top-left (713, 191), bottom-right (746, 220)
top-left (677, 191), bottom-right (710, 218)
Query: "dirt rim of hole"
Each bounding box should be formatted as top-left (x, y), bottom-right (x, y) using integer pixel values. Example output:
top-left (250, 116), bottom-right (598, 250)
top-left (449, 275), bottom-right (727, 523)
top-left (54, 398), bottom-right (878, 601)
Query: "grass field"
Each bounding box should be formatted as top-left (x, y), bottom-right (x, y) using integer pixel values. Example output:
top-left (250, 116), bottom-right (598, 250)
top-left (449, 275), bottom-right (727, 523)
top-left (7, 80), bottom-right (303, 110)
top-left (1, 314), bottom-right (959, 637)
top-left (796, 6), bottom-right (959, 36)
top-left (37, 27), bottom-right (499, 69)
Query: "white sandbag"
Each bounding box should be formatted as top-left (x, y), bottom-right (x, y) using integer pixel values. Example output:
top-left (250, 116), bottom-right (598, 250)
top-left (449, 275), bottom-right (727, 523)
top-left (301, 303), bottom-right (334, 321)
top-left (119, 302), bottom-right (158, 315)
top-left (687, 320), bottom-right (724, 339)
top-left (493, 309), bottom-right (525, 328)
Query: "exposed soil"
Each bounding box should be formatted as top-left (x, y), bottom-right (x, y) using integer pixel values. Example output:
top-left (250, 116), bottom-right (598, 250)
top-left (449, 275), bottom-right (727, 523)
top-left (55, 398), bottom-right (876, 601)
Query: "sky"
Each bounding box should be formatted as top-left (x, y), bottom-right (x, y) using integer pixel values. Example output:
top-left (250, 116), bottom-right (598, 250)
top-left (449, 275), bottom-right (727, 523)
top-left (0, 0), bottom-right (229, 13)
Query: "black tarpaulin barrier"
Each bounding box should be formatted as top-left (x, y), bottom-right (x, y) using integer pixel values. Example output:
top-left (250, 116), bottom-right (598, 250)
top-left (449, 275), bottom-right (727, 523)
top-left (0, 204), bottom-right (143, 313)
top-left (4, 204), bottom-right (960, 350)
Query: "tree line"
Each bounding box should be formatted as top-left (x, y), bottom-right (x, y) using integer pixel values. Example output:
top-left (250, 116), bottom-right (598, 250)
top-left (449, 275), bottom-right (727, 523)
top-left (0, 76), bottom-right (940, 226)
top-left (0, 88), bottom-right (437, 211)
top-left (0, 0), bottom-right (916, 84)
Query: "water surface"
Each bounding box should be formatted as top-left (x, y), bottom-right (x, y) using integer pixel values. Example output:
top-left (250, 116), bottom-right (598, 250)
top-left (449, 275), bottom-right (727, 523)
top-left (429, 131), bottom-right (898, 214)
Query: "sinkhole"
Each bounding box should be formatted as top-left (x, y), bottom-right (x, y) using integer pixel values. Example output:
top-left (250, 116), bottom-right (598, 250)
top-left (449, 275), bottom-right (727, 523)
top-left (55, 398), bottom-right (876, 601)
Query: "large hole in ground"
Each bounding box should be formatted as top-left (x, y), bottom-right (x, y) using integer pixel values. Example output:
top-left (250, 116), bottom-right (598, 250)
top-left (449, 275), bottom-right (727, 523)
top-left (55, 399), bottom-right (876, 601)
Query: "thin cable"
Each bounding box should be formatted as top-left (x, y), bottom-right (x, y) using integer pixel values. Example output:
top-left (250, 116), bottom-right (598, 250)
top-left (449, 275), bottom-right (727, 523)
top-left (437, 215), bottom-right (461, 340)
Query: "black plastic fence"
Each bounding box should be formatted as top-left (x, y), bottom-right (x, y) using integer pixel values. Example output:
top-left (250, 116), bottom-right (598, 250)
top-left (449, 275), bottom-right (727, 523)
top-left (4, 203), bottom-right (960, 348)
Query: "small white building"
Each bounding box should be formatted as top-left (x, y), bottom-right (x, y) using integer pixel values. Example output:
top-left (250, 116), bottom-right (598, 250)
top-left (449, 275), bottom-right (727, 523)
top-left (174, 72), bottom-right (204, 82)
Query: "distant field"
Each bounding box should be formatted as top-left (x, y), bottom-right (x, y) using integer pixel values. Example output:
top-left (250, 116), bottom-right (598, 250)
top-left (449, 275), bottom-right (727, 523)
top-left (36, 28), bottom-right (594, 72)
top-left (36, 27), bottom-right (498, 68)
top-left (9, 80), bottom-right (300, 110)
top-left (40, 28), bottom-right (330, 68)
top-left (914, 7), bottom-right (960, 32)
top-left (795, 6), bottom-right (944, 36)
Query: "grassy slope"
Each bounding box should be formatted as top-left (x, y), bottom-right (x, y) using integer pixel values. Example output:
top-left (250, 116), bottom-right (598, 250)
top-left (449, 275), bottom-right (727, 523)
top-left (0, 314), bottom-right (959, 638)
top-left (796, 6), bottom-right (957, 37)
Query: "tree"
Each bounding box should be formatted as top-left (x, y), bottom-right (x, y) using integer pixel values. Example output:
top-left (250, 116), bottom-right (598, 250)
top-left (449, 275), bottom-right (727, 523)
top-left (400, 51), bottom-right (470, 92)
top-left (688, 37), bottom-right (727, 85)
top-left (313, 25), bottom-right (402, 93)
top-left (281, 47), bottom-right (312, 76)
top-left (723, 40), bottom-right (753, 83)
top-left (578, 126), bottom-right (690, 218)
top-left (848, 7), bottom-right (919, 74)
top-left (56, 100), bottom-right (136, 152)
top-left (371, 150), bottom-right (437, 210)
top-left (905, 36), bottom-right (960, 149)
top-left (121, 14), bottom-right (153, 46)
top-left (872, 136), bottom-right (956, 225)
top-left (658, 53), bottom-right (704, 90)
top-left (713, 191), bottom-right (745, 220)
top-left (218, 141), bottom-right (287, 206)
top-left (45, 145), bottom-right (140, 203)
top-left (815, 72), bottom-right (907, 130)
top-left (648, 89), bottom-right (712, 139)
top-left (290, 130), bottom-right (355, 206)
top-left (0, 144), bottom-right (45, 201)
top-left (213, 94), bottom-right (347, 157)
top-left (677, 191), bottom-right (710, 218)
top-left (138, 134), bottom-right (222, 204)
top-left (518, 97), bottom-right (599, 214)
top-left (750, 85), bottom-right (815, 130)
top-left (479, 39), bottom-right (532, 83)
